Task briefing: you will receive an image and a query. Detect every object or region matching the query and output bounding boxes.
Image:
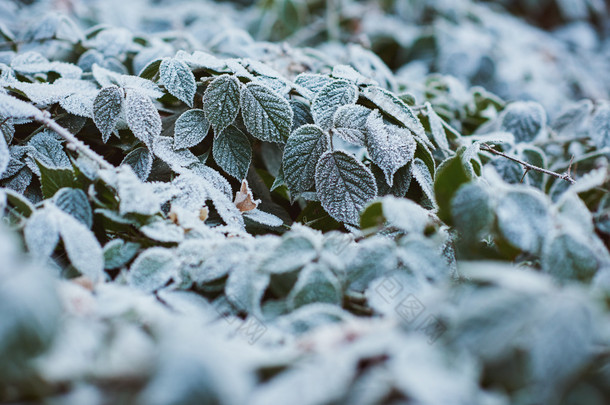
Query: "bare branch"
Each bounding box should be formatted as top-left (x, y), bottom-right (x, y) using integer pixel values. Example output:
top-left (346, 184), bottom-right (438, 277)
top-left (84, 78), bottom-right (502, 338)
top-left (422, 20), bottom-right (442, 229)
top-left (480, 143), bottom-right (575, 185)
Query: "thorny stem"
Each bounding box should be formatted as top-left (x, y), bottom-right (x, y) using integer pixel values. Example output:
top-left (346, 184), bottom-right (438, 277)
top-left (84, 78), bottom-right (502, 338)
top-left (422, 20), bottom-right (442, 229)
top-left (480, 143), bottom-right (575, 185)
top-left (35, 111), bottom-right (114, 170)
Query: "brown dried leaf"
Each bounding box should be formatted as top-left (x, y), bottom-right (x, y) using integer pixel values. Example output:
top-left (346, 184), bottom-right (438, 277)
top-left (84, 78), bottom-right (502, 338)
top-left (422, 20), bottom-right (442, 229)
top-left (234, 179), bottom-right (260, 212)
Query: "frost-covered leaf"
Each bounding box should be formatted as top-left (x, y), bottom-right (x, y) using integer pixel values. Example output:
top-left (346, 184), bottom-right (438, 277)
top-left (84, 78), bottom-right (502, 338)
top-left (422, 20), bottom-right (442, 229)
top-left (27, 131), bottom-right (71, 170)
top-left (92, 64), bottom-right (164, 99)
top-left (500, 101), bottom-right (546, 143)
top-left (260, 230), bottom-right (318, 274)
top-left (212, 126), bottom-right (251, 180)
top-left (121, 147), bottom-right (152, 182)
top-left (315, 151), bottom-right (377, 225)
top-left (382, 196), bottom-right (431, 234)
top-left (57, 209), bottom-right (104, 281)
top-left (542, 231), bottom-right (601, 281)
top-left (290, 99), bottom-right (313, 131)
top-left (159, 58), bottom-right (196, 106)
top-left (294, 73), bottom-right (333, 99)
top-left (451, 182), bottom-right (495, 242)
top-left (496, 189), bottom-right (551, 254)
top-left (366, 110), bottom-right (416, 187)
top-left (311, 80), bottom-right (358, 131)
top-left (125, 90), bottom-right (161, 148)
top-left (103, 239), bottom-right (140, 270)
top-left (53, 188), bottom-right (93, 228)
top-left (425, 102), bottom-right (449, 152)
top-left (140, 219), bottom-right (185, 243)
top-left (0, 134), bottom-right (8, 178)
top-left (203, 74), bottom-right (241, 136)
top-left (412, 158), bottom-right (436, 207)
top-left (115, 166), bottom-right (161, 216)
top-left (174, 109), bottom-right (210, 150)
top-left (129, 247), bottom-right (178, 292)
top-left (24, 208), bottom-right (59, 260)
top-left (361, 86), bottom-right (425, 139)
top-left (153, 136), bottom-right (199, 169)
top-left (93, 86), bottom-right (122, 143)
top-left (240, 82), bottom-right (293, 143)
top-left (288, 263), bottom-right (342, 309)
top-left (283, 124), bottom-right (330, 195)
top-left (373, 162), bottom-right (412, 198)
top-left (243, 209), bottom-right (283, 228)
top-left (590, 103), bottom-right (610, 149)
top-left (11, 51), bottom-right (82, 79)
top-left (0, 93), bottom-right (42, 120)
top-left (332, 104), bottom-right (370, 146)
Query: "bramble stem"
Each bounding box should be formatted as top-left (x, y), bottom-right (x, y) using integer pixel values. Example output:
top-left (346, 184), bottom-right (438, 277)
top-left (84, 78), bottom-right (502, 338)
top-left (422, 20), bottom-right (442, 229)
top-left (480, 143), bottom-right (575, 185)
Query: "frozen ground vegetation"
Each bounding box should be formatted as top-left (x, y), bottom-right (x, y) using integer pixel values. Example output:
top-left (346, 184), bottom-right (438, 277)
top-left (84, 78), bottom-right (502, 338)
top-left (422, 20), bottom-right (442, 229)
top-left (0, 0), bottom-right (609, 404)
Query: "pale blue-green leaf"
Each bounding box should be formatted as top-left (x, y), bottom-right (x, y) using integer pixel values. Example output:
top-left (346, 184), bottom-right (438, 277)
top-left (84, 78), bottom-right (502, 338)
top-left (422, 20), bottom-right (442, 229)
top-left (366, 110), bottom-right (416, 187)
top-left (240, 82), bottom-right (293, 143)
top-left (294, 73), bottom-right (333, 99)
top-left (331, 64), bottom-right (376, 86)
top-left (288, 263), bottom-right (342, 309)
top-left (159, 58), bottom-right (196, 107)
top-left (173, 109), bottom-right (210, 149)
top-left (315, 150), bottom-right (377, 225)
top-left (116, 166), bottom-right (161, 216)
top-left (203, 74), bottom-right (241, 136)
top-left (500, 101), bottom-right (546, 143)
top-left (542, 231), bottom-right (601, 281)
top-left (140, 219), bottom-right (185, 243)
top-left (125, 90), bottom-right (161, 148)
top-left (53, 188), bottom-right (93, 228)
top-left (411, 158), bottom-right (436, 208)
top-left (332, 104), bottom-right (371, 146)
top-left (282, 124), bottom-right (330, 194)
top-left (93, 86), bottom-right (122, 143)
top-left (121, 147), bottom-right (152, 182)
top-left (451, 182), bottom-right (495, 242)
top-left (27, 131), bottom-right (70, 170)
top-left (11, 51), bottom-right (82, 79)
top-left (103, 239), bottom-right (140, 270)
top-left (590, 103), bottom-right (610, 149)
top-left (311, 80), bottom-right (358, 130)
top-left (0, 134), bottom-right (8, 178)
top-left (57, 209), bottom-right (104, 281)
top-left (361, 86), bottom-right (425, 138)
top-left (212, 125), bottom-right (251, 180)
top-left (225, 264), bottom-right (269, 315)
top-left (259, 230), bottom-right (318, 274)
top-left (153, 136), bottom-right (199, 170)
top-left (129, 247), bottom-right (178, 292)
top-left (24, 208), bottom-right (59, 260)
top-left (425, 102), bottom-right (449, 152)
top-left (382, 196), bottom-right (430, 234)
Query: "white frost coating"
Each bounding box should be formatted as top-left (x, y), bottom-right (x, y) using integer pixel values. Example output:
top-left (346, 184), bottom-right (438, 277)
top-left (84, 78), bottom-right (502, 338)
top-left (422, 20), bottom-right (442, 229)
top-left (332, 104), bottom-right (371, 146)
top-left (243, 209), bottom-right (283, 227)
top-left (240, 82), bottom-right (293, 143)
top-left (159, 58), bottom-right (196, 107)
top-left (366, 110), bottom-right (416, 187)
top-left (129, 247), bottom-right (178, 293)
top-left (499, 101), bottom-right (547, 143)
top-left (140, 220), bottom-right (185, 243)
top-left (212, 126), bottom-right (252, 181)
top-left (361, 86), bottom-right (425, 139)
top-left (496, 188), bottom-right (551, 254)
top-left (173, 109), bottom-right (210, 150)
top-left (282, 124), bottom-right (330, 194)
top-left (53, 187), bottom-right (93, 227)
top-left (411, 158), bottom-right (437, 208)
top-left (311, 80), bottom-right (358, 131)
top-left (125, 90), bottom-right (161, 148)
top-left (0, 93), bottom-right (42, 120)
top-left (425, 102), bottom-right (449, 152)
top-left (11, 51), bottom-right (82, 79)
top-left (188, 164), bottom-right (233, 198)
top-left (93, 86), bottom-right (123, 142)
top-left (590, 103), bottom-right (610, 149)
top-left (203, 74), bottom-right (242, 136)
top-left (382, 196), bottom-right (430, 234)
top-left (225, 260), bottom-right (269, 315)
top-left (153, 136), bottom-right (199, 170)
top-left (331, 65), bottom-right (376, 87)
top-left (56, 208), bottom-right (104, 281)
top-left (28, 131), bottom-right (71, 169)
top-left (294, 73), bottom-right (334, 99)
top-left (0, 134), bottom-right (8, 178)
top-left (116, 166), bottom-right (162, 216)
top-left (92, 64), bottom-right (164, 99)
top-left (288, 263), bottom-right (342, 309)
top-left (24, 207), bottom-right (60, 260)
top-left (315, 150), bottom-right (377, 225)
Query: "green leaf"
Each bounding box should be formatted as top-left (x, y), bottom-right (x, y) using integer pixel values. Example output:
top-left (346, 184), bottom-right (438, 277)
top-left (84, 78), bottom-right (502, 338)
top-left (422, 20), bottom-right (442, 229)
top-left (121, 147), bottom-right (152, 182)
top-left (93, 86), bottom-right (122, 143)
top-left (372, 162), bottom-right (412, 198)
top-left (0, 133), bottom-right (8, 178)
top-left (451, 182), bottom-right (495, 243)
top-left (542, 231), bottom-right (601, 281)
top-left (53, 187), bottom-right (93, 228)
top-left (24, 208), bottom-right (59, 260)
top-left (103, 239), bottom-right (140, 270)
top-left (366, 110), bottom-right (416, 186)
top-left (212, 125), bottom-right (252, 181)
top-left (425, 102), bottom-right (449, 152)
top-left (382, 195), bottom-right (430, 234)
top-left (37, 160), bottom-right (76, 199)
top-left (411, 157), bottom-right (436, 207)
top-left (173, 109), bottom-right (210, 149)
top-left (203, 74), bottom-right (241, 136)
top-left (57, 209), bottom-right (104, 281)
top-left (332, 104), bottom-right (370, 146)
top-left (496, 189), bottom-right (551, 254)
top-left (288, 263), bottom-right (342, 309)
top-left (138, 58), bottom-right (162, 80)
top-left (283, 124), bottom-right (330, 195)
top-left (240, 82), bottom-right (293, 143)
top-left (590, 103), bottom-right (610, 149)
top-left (125, 89), bottom-right (161, 148)
top-left (361, 85), bottom-right (424, 138)
top-left (311, 80), bottom-right (358, 130)
top-left (500, 101), bottom-right (546, 143)
top-left (159, 58), bottom-right (196, 106)
top-left (129, 247), bottom-right (178, 292)
top-left (315, 150), bottom-right (377, 225)
top-left (434, 151), bottom-right (473, 224)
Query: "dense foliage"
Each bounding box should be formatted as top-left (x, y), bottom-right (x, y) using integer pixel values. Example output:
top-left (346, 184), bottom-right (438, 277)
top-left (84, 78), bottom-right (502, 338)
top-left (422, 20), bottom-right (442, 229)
top-left (0, 0), bottom-right (609, 404)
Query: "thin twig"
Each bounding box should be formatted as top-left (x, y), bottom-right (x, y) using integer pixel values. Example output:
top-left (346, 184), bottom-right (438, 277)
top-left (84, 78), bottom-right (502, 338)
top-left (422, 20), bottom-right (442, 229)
top-left (480, 143), bottom-right (575, 185)
top-left (36, 111), bottom-right (114, 170)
